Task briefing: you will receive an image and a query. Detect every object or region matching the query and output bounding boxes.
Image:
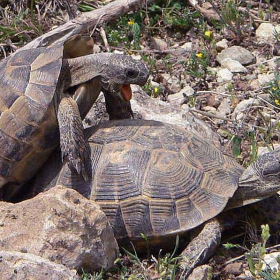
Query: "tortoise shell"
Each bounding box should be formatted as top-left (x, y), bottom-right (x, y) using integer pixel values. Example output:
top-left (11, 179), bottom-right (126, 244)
top-left (47, 119), bottom-right (244, 241)
top-left (0, 36), bottom-right (95, 193)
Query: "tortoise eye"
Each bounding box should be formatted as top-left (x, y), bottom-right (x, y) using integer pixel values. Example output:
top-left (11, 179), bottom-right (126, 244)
top-left (126, 68), bottom-right (138, 78)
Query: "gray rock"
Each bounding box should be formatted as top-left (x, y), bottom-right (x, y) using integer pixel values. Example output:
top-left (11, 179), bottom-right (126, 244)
top-left (217, 46), bottom-right (256, 66)
top-left (180, 42), bottom-right (193, 52)
top-left (168, 85), bottom-right (194, 105)
top-left (256, 23), bottom-right (280, 39)
top-left (222, 262), bottom-right (243, 276)
top-left (257, 73), bottom-right (275, 85)
top-left (220, 58), bottom-right (247, 73)
top-left (216, 39), bottom-right (228, 51)
top-left (168, 91), bottom-right (187, 106)
top-left (232, 98), bottom-right (259, 120)
top-left (218, 98), bottom-right (231, 117)
top-left (188, 264), bottom-right (212, 280)
top-left (217, 68), bottom-right (233, 82)
top-left (0, 186), bottom-right (118, 271)
top-left (263, 252), bottom-right (280, 271)
top-left (0, 250), bottom-right (79, 280)
top-left (151, 37), bottom-right (168, 51)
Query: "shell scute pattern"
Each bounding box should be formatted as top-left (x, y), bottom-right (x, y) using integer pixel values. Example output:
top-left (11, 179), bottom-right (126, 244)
top-left (0, 129), bottom-right (31, 162)
top-left (91, 143), bottom-right (150, 201)
top-left (143, 149), bottom-right (202, 200)
top-left (0, 111), bottom-right (37, 141)
top-left (45, 119), bottom-right (242, 240)
top-left (149, 199), bottom-right (179, 234)
top-left (84, 120), bottom-right (241, 238)
top-left (0, 43), bottom-right (65, 188)
top-left (88, 123), bottom-right (140, 144)
top-left (119, 197), bottom-right (153, 237)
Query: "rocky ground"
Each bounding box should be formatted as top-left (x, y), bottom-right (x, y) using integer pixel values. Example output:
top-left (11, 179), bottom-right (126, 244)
top-left (1, 0), bottom-right (280, 279)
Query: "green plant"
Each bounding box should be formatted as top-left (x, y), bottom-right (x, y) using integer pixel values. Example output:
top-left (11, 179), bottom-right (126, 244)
top-left (267, 72), bottom-right (280, 108)
top-left (245, 224), bottom-right (270, 277)
top-left (184, 50), bottom-right (211, 86)
top-left (208, 0), bottom-right (249, 40)
top-left (109, 236), bottom-right (180, 280)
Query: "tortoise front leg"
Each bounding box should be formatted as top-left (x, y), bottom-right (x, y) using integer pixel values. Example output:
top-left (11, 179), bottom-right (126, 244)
top-left (57, 96), bottom-right (89, 182)
top-left (179, 218), bottom-right (222, 278)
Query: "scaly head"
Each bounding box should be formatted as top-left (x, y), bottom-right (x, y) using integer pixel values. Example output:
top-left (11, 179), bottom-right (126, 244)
top-left (227, 149), bottom-right (280, 209)
top-left (99, 53), bottom-right (149, 101)
top-left (65, 53), bottom-right (149, 101)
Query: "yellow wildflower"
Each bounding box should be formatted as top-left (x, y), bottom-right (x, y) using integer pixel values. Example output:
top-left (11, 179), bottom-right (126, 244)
top-left (272, 86), bottom-right (278, 91)
top-left (128, 20), bottom-right (134, 26)
top-left (154, 87), bottom-right (159, 93)
top-left (196, 52), bottom-right (203, 58)
top-left (204, 30), bottom-right (211, 37)
top-left (275, 99), bottom-right (280, 106)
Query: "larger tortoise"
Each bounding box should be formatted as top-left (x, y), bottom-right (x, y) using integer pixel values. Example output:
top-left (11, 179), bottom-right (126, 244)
top-left (31, 119), bottom-right (280, 277)
top-left (0, 35), bottom-right (149, 200)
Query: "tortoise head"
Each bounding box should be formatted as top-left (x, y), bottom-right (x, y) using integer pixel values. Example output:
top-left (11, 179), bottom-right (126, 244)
top-left (227, 148), bottom-right (280, 210)
top-left (99, 53), bottom-right (149, 101)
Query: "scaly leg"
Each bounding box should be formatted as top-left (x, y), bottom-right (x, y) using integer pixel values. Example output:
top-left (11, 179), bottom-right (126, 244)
top-left (58, 96), bottom-right (89, 182)
top-left (179, 218), bottom-right (222, 279)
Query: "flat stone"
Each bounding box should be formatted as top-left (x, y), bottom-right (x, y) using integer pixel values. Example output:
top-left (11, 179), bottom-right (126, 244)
top-left (0, 250), bottom-right (79, 280)
top-left (216, 39), bottom-right (228, 51)
top-left (257, 73), bottom-right (275, 85)
top-left (217, 68), bottom-right (233, 82)
top-left (220, 58), bottom-right (247, 73)
top-left (168, 91), bottom-right (187, 106)
top-left (256, 23), bottom-right (280, 39)
top-left (218, 98), bottom-right (231, 117)
top-left (222, 262), bottom-right (243, 276)
top-left (188, 264), bottom-right (212, 280)
top-left (0, 186), bottom-right (118, 271)
top-left (217, 46), bottom-right (255, 66)
top-left (180, 42), bottom-right (193, 51)
top-left (151, 37), bottom-right (168, 51)
top-left (232, 98), bottom-right (259, 120)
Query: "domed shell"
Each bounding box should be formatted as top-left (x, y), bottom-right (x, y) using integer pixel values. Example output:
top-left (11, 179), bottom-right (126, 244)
top-left (56, 119), bottom-right (244, 240)
top-left (0, 35), bottom-right (95, 195)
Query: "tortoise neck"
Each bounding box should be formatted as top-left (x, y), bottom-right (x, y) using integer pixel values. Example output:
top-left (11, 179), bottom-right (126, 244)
top-left (63, 54), bottom-right (111, 88)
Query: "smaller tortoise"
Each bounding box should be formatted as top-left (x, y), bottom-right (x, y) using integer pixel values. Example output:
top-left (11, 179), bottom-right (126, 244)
top-left (0, 35), bottom-right (149, 200)
top-left (30, 119), bottom-right (280, 277)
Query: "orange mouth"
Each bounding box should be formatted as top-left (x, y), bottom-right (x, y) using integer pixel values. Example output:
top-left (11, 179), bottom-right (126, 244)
top-left (121, 84), bottom-right (132, 101)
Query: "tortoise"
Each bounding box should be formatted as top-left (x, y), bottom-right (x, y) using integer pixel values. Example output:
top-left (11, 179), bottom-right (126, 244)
top-left (29, 119), bottom-right (280, 277)
top-left (0, 35), bottom-right (149, 200)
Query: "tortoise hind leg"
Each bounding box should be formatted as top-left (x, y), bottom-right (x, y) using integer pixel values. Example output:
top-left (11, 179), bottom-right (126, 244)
top-left (179, 218), bottom-right (222, 278)
top-left (58, 96), bottom-right (89, 182)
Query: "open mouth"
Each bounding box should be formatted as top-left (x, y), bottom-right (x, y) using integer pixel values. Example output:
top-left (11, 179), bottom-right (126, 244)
top-left (120, 84), bottom-right (132, 101)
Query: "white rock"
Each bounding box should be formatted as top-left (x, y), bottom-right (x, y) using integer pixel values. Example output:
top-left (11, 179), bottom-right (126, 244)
top-left (256, 23), bottom-right (280, 39)
top-left (221, 58), bottom-right (247, 73)
top-left (216, 39), bottom-right (228, 51)
top-left (250, 79), bottom-right (260, 90)
top-left (131, 54), bottom-right (142, 60)
top-left (151, 37), bottom-right (168, 51)
top-left (179, 85), bottom-right (195, 96)
top-left (232, 98), bottom-right (259, 120)
top-left (217, 46), bottom-right (255, 65)
top-left (217, 68), bottom-right (233, 82)
top-left (218, 98), bottom-right (231, 117)
top-left (258, 145), bottom-right (280, 155)
top-left (180, 42), bottom-right (193, 51)
top-left (263, 252), bottom-right (280, 271)
top-left (168, 92), bottom-right (187, 106)
top-left (203, 106), bottom-right (216, 112)
top-left (258, 73), bottom-right (275, 85)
